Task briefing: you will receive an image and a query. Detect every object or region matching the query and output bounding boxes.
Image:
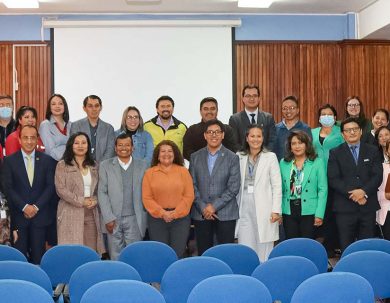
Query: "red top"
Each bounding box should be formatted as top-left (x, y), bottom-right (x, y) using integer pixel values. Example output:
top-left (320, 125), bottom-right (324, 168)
top-left (5, 128), bottom-right (45, 156)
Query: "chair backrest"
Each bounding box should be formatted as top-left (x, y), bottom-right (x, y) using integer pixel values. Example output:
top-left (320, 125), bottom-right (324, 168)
top-left (40, 244), bottom-right (100, 286)
top-left (118, 241), bottom-right (178, 283)
top-left (0, 245), bottom-right (28, 262)
top-left (202, 243), bottom-right (260, 275)
top-left (160, 256), bottom-right (233, 303)
top-left (0, 279), bottom-right (54, 303)
top-left (251, 256), bottom-right (318, 303)
top-left (341, 238), bottom-right (390, 258)
top-left (290, 272), bottom-right (375, 303)
top-left (0, 260), bottom-right (53, 295)
top-left (69, 261), bottom-right (142, 303)
top-left (187, 274), bottom-right (272, 303)
top-left (268, 238), bottom-right (328, 273)
top-left (80, 280), bottom-right (166, 303)
top-left (333, 250), bottom-right (390, 299)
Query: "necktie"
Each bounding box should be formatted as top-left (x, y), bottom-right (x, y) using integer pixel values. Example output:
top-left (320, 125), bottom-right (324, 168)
top-left (350, 145), bottom-right (358, 165)
top-left (250, 113), bottom-right (256, 124)
top-left (26, 155), bottom-right (34, 186)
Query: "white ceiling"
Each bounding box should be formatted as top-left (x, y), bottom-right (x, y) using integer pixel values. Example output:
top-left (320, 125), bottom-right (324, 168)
top-left (0, 0), bottom-right (378, 14)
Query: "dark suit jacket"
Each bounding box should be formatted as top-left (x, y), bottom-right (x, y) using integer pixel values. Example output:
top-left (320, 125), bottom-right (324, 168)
top-left (229, 110), bottom-right (276, 151)
top-left (189, 145), bottom-right (240, 221)
top-left (328, 142), bottom-right (383, 213)
top-left (3, 150), bottom-right (57, 228)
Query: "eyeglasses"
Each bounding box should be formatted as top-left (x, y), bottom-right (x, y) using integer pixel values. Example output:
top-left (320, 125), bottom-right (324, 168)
top-left (244, 94), bottom-right (259, 99)
top-left (343, 127), bottom-right (360, 134)
top-left (282, 106), bottom-right (297, 111)
top-left (347, 103), bottom-right (360, 108)
top-left (126, 115), bottom-right (139, 120)
top-left (205, 130), bottom-right (223, 136)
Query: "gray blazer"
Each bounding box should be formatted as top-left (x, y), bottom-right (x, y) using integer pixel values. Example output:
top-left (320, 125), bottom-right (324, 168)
top-left (98, 157), bottom-right (148, 237)
top-left (189, 145), bottom-right (241, 221)
top-left (70, 117), bottom-right (115, 162)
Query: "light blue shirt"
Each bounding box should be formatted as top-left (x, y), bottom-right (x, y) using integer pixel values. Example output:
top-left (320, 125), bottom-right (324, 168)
top-left (348, 142), bottom-right (361, 162)
top-left (207, 146), bottom-right (221, 175)
top-left (156, 116), bottom-right (174, 131)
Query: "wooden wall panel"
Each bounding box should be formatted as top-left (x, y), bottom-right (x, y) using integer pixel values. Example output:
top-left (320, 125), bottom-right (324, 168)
top-left (235, 41), bottom-right (390, 128)
top-left (0, 44), bottom-right (13, 96)
top-left (14, 44), bottom-right (52, 124)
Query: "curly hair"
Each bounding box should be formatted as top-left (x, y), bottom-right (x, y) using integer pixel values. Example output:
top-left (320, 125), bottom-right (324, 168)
top-left (151, 140), bottom-right (184, 167)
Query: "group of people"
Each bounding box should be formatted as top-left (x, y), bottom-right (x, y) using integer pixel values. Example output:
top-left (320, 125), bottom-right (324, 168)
top-left (0, 85), bottom-right (389, 264)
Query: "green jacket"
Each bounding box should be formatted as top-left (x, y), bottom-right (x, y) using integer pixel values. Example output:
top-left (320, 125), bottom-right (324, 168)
top-left (280, 157), bottom-right (328, 219)
top-left (144, 116), bottom-right (187, 154)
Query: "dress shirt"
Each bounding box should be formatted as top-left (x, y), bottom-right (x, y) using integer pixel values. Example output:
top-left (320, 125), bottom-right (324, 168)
top-left (207, 146), bottom-right (221, 175)
top-left (118, 156), bottom-right (132, 170)
top-left (156, 116), bottom-right (174, 131)
top-left (245, 109), bottom-right (258, 124)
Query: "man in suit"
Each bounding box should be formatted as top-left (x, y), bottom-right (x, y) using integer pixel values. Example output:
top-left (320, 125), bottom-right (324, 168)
top-left (190, 119), bottom-right (241, 255)
top-left (229, 84), bottom-right (276, 151)
top-left (98, 133), bottom-right (148, 260)
top-left (328, 117), bottom-right (383, 252)
top-left (3, 125), bottom-right (57, 263)
top-left (70, 95), bottom-right (115, 162)
top-left (183, 97), bottom-right (239, 161)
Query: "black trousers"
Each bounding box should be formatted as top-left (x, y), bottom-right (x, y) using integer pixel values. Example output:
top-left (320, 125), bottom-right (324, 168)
top-left (148, 214), bottom-right (190, 258)
top-left (283, 199), bottom-right (315, 239)
top-left (193, 219), bottom-right (236, 255)
top-left (336, 211), bottom-right (376, 252)
top-left (14, 225), bottom-right (46, 264)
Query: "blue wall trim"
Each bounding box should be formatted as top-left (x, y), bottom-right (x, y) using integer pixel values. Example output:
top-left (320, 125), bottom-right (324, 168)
top-left (0, 13), bottom-right (356, 41)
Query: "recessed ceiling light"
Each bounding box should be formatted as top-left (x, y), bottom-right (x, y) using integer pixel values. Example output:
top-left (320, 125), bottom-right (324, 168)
top-left (238, 0), bottom-right (274, 8)
top-left (3, 0), bottom-right (39, 8)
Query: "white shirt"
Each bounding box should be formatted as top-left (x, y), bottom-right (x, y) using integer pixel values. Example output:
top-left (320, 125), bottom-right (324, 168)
top-left (118, 156), bottom-right (132, 170)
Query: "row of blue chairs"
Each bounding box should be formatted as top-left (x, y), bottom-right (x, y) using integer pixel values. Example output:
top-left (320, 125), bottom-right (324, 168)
top-left (1, 238), bottom-right (390, 302)
top-left (0, 249), bottom-right (389, 302)
top-left (0, 271), bottom-right (377, 303)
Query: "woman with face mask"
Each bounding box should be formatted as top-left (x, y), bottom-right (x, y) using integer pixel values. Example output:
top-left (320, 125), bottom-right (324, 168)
top-left (311, 104), bottom-right (344, 257)
top-left (0, 95), bottom-right (15, 155)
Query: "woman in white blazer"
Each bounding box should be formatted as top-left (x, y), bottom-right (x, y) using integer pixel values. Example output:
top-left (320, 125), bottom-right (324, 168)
top-left (236, 125), bottom-right (282, 262)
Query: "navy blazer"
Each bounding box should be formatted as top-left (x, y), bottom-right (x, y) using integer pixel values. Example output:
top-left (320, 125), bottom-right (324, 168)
top-left (328, 142), bottom-right (383, 213)
top-left (229, 110), bottom-right (276, 151)
top-left (189, 145), bottom-right (240, 221)
top-left (3, 150), bottom-right (57, 228)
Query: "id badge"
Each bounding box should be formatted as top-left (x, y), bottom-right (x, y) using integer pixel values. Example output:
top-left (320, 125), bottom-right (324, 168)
top-left (0, 210), bottom-right (6, 219)
top-left (247, 185), bottom-right (254, 194)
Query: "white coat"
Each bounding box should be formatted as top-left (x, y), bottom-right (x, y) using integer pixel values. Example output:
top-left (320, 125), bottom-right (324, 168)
top-left (236, 151), bottom-right (282, 243)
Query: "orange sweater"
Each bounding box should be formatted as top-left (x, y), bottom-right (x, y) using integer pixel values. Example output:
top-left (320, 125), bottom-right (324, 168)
top-left (142, 164), bottom-right (194, 219)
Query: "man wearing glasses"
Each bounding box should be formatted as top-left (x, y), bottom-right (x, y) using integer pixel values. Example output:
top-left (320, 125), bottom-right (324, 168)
top-left (229, 84), bottom-right (276, 151)
top-left (189, 119), bottom-right (240, 255)
top-left (328, 117), bottom-right (382, 252)
top-left (274, 95), bottom-right (311, 161)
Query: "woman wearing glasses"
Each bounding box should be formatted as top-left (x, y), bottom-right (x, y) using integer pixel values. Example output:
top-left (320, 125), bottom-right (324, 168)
top-left (116, 106), bottom-right (153, 164)
top-left (344, 96), bottom-right (372, 140)
top-left (280, 131), bottom-right (328, 239)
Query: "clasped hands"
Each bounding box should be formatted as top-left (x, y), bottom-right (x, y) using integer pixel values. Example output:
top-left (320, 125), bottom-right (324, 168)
top-left (202, 204), bottom-right (218, 220)
top-left (23, 204), bottom-right (38, 219)
top-left (348, 189), bottom-right (367, 205)
top-left (83, 197), bottom-right (97, 209)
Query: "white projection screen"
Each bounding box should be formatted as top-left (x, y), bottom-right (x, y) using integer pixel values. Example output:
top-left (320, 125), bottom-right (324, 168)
top-left (53, 25), bottom-right (234, 129)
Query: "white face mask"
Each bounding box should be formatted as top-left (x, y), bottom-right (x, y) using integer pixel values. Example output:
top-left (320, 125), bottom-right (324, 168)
top-left (0, 107), bottom-right (12, 119)
top-left (319, 115), bottom-right (335, 127)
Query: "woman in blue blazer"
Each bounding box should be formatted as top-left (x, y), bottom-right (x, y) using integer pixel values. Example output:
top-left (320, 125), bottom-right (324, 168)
top-left (280, 130), bottom-right (327, 239)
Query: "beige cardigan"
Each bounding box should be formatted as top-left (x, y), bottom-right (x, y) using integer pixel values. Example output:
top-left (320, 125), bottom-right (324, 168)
top-left (55, 160), bottom-right (104, 254)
